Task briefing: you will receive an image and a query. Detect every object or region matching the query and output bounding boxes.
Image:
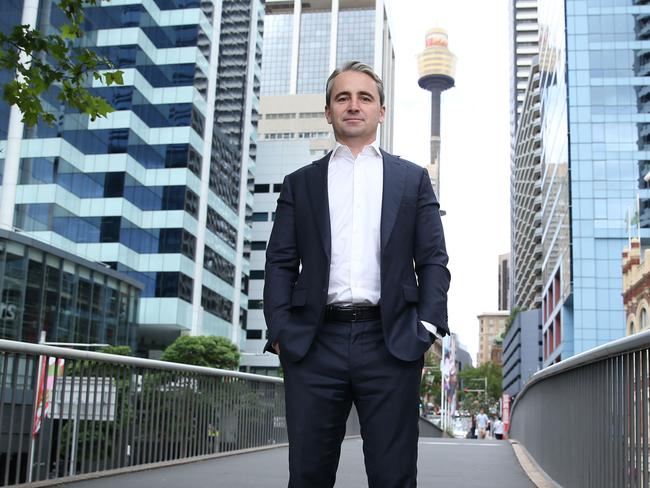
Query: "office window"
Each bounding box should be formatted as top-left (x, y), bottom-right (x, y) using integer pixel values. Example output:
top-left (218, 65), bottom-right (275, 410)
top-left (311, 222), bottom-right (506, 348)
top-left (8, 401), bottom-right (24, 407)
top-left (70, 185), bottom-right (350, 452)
top-left (246, 329), bottom-right (263, 340)
top-left (297, 11), bottom-right (330, 93)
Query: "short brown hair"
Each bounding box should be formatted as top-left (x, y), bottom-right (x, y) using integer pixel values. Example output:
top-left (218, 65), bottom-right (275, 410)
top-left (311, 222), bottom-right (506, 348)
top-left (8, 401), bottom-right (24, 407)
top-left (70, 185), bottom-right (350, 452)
top-left (325, 61), bottom-right (385, 107)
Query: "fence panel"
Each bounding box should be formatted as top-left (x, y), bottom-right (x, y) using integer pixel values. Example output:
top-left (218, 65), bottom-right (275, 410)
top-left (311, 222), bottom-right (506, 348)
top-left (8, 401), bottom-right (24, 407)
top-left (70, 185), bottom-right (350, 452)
top-left (510, 330), bottom-right (650, 487)
top-left (0, 339), bottom-right (286, 486)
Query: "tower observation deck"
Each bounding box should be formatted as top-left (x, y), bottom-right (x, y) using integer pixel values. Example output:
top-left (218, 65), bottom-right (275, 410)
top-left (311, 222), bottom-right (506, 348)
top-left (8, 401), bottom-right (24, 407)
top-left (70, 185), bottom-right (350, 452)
top-left (417, 28), bottom-right (456, 209)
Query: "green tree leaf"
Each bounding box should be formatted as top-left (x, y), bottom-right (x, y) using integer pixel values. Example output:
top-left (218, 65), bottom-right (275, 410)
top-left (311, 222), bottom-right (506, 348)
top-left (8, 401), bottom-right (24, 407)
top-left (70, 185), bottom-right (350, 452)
top-left (0, 0), bottom-right (121, 126)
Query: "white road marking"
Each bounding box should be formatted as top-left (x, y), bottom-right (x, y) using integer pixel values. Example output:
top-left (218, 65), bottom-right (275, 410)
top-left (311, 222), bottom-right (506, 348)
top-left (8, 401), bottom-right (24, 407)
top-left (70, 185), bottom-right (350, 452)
top-left (419, 441), bottom-right (501, 447)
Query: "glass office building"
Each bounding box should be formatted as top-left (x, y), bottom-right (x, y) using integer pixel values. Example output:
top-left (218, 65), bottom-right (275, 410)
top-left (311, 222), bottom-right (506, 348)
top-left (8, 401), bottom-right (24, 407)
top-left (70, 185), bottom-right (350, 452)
top-left (539, 0), bottom-right (646, 365)
top-left (0, 229), bottom-right (140, 348)
top-left (0, 0), bottom-right (263, 356)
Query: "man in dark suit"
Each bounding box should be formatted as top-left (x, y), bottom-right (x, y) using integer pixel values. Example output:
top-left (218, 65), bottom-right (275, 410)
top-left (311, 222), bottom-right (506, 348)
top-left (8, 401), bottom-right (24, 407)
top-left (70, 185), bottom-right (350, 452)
top-left (263, 61), bottom-right (450, 488)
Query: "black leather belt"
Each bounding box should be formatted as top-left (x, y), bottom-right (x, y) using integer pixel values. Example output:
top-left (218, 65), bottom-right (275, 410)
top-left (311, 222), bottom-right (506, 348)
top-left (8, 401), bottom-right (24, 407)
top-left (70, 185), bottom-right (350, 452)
top-left (325, 304), bottom-right (381, 322)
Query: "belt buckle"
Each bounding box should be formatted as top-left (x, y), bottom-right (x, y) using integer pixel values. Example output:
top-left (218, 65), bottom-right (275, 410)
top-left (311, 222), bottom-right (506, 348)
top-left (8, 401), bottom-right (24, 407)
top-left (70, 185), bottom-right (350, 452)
top-left (350, 308), bottom-right (358, 322)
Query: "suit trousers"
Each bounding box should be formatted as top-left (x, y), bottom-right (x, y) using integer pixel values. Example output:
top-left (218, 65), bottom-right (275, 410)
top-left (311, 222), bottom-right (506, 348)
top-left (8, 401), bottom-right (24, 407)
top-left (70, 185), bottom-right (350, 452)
top-left (280, 317), bottom-right (424, 488)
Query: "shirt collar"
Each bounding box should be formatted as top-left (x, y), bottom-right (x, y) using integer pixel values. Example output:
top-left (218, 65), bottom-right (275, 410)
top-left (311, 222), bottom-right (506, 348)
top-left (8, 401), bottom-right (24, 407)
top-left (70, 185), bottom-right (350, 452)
top-left (330, 140), bottom-right (381, 161)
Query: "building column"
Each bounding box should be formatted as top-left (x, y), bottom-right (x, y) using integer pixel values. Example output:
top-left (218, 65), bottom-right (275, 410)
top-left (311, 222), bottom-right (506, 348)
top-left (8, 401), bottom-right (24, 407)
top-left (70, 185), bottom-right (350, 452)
top-left (191, 0), bottom-right (224, 337)
top-left (0, 0), bottom-right (40, 230)
top-left (329, 0), bottom-right (339, 73)
top-left (372, 0), bottom-right (385, 147)
top-left (289, 0), bottom-right (302, 95)
top-left (231, 0), bottom-right (262, 346)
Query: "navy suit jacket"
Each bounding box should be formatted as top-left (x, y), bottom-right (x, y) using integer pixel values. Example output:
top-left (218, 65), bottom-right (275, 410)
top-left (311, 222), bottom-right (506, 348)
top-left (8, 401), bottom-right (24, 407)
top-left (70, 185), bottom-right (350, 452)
top-left (263, 149), bottom-right (450, 363)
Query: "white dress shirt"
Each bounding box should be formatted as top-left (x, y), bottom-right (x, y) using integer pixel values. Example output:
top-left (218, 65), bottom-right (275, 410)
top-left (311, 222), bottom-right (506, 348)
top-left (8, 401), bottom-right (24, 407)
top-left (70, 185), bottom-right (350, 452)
top-left (326, 141), bottom-right (439, 337)
top-left (327, 141), bottom-right (382, 305)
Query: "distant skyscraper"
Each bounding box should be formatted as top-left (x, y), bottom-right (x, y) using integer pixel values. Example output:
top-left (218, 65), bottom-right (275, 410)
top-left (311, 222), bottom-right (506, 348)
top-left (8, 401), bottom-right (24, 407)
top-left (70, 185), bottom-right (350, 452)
top-left (537, 0), bottom-right (648, 366)
top-left (509, 0), bottom-right (541, 314)
top-left (0, 0), bottom-right (263, 357)
top-left (498, 253), bottom-right (511, 311)
top-left (511, 59), bottom-right (542, 311)
top-left (477, 312), bottom-right (508, 366)
top-left (509, 0), bottom-right (539, 128)
top-left (417, 28), bottom-right (456, 203)
top-left (241, 0), bottom-right (396, 374)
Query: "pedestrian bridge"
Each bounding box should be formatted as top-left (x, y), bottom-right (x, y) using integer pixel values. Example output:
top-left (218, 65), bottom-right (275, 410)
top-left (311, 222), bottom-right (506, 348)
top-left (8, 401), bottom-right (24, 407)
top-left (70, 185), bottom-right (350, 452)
top-left (59, 437), bottom-right (534, 488)
top-left (0, 329), bottom-right (648, 487)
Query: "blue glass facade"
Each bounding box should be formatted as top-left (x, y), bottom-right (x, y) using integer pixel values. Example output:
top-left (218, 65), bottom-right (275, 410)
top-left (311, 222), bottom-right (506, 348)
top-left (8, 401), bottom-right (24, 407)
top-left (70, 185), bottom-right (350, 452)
top-left (337, 9), bottom-right (375, 68)
top-left (260, 13), bottom-right (292, 96)
top-left (539, 0), bottom-right (645, 365)
top-left (0, 229), bottom-right (140, 347)
top-left (258, 5), bottom-right (384, 97)
top-left (0, 0), bottom-right (260, 355)
top-left (297, 11), bottom-right (331, 94)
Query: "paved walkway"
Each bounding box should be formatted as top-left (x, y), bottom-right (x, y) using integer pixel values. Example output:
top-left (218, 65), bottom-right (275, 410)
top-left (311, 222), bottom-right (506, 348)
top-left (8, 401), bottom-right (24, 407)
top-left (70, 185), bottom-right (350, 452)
top-left (61, 437), bottom-right (534, 487)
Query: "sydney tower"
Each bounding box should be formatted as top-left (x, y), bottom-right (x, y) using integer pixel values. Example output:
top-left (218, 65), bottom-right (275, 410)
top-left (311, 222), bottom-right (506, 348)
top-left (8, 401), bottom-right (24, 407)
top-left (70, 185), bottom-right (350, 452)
top-left (417, 28), bottom-right (456, 208)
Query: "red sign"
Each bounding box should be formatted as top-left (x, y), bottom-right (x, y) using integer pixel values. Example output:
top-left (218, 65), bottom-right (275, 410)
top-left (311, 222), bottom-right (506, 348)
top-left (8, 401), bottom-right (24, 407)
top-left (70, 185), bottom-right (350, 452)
top-left (501, 393), bottom-right (511, 438)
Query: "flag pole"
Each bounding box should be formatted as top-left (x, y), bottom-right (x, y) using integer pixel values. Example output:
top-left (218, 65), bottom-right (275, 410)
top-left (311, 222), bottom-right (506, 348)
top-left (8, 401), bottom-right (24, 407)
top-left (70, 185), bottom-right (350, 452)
top-left (627, 207), bottom-right (631, 248)
top-left (637, 192), bottom-right (641, 242)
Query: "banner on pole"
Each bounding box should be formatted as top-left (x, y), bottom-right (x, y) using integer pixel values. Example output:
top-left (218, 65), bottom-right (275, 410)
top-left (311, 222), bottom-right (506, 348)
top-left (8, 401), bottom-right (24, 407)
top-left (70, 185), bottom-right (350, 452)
top-left (32, 356), bottom-right (65, 437)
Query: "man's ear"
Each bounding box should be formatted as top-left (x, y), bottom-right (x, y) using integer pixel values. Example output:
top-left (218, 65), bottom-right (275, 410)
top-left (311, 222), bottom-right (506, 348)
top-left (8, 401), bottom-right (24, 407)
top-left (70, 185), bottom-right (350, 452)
top-left (379, 105), bottom-right (386, 124)
top-left (325, 105), bottom-right (332, 124)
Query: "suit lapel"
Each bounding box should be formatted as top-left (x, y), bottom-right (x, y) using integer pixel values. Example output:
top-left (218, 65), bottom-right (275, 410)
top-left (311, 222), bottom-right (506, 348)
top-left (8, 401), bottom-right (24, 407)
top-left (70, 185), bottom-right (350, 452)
top-left (380, 150), bottom-right (406, 252)
top-left (308, 153), bottom-right (332, 260)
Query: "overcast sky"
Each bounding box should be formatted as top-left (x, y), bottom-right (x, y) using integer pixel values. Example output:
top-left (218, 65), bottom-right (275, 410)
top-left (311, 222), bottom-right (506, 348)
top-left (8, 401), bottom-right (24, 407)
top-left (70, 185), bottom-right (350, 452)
top-left (385, 0), bottom-right (511, 361)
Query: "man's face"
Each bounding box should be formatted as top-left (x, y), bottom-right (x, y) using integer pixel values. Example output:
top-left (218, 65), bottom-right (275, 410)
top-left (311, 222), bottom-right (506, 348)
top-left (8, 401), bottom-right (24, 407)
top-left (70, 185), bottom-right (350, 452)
top-left (325, 70), bottom-right (385, 147)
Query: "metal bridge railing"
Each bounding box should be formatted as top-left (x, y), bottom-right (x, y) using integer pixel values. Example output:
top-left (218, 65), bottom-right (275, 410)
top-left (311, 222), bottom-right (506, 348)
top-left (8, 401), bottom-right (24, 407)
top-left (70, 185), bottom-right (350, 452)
top-left (0, 339), bottom-right (286, 486)
top-left (510, 329), bottom-right (650, 487)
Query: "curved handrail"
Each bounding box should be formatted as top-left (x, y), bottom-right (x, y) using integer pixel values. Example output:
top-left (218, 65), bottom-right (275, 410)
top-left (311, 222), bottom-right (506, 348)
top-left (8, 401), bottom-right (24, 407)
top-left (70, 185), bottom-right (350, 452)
top-left (509, 329), bottom-right (650, 487)
top-left (0, 338), bottom-right (283, 383)
top-left (512, 328), bottom-right (650, 410)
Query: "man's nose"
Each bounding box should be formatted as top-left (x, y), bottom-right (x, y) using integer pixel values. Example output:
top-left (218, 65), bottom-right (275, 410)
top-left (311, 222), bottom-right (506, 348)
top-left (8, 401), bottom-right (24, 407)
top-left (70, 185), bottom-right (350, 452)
top-left (347, 97), bottom-right (360, 111)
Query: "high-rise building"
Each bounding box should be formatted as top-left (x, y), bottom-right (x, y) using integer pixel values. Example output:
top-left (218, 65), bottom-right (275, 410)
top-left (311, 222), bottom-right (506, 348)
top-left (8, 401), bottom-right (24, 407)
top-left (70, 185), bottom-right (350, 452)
top-left (507, 0), bottom-right (542, 394)
top-left (498, 253), bottom-right (511, 311)
top-left (258, 0), bottom-right (395, 154)
top-left (509, 0), bottom-right (541, 312)
top-left (241, 0), bottom-right (395, 374)
top-left (509, 0), bottom-right (539, 127)
top-left (417, 28), bottom-right (456, 203)
top-left (477, 311), bottom-right (508, 366)
top-left (0, 0), bottom-right (263, 357)
top-left (511, 59), bottom-right (542, 311)
top-left (538, 0), bottom-right (647, 366)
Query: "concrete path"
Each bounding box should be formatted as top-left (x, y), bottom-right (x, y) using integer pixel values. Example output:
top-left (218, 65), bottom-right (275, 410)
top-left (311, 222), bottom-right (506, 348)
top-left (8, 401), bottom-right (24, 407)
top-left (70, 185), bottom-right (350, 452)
top-left (61, 438), bottom-right (535, 487)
